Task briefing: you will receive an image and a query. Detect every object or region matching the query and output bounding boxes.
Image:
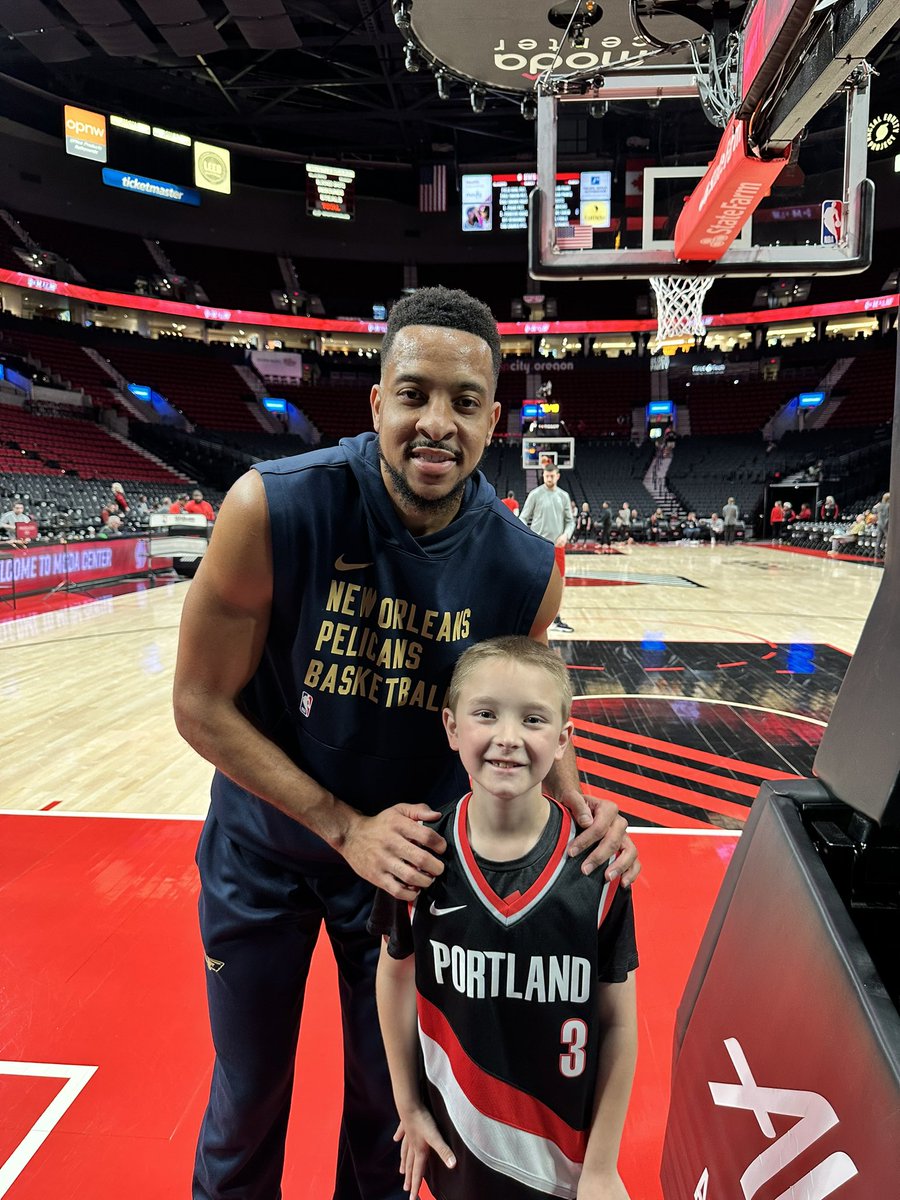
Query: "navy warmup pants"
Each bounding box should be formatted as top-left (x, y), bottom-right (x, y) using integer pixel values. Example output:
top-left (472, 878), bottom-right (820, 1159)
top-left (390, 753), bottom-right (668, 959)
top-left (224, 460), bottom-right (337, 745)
top-left (193, 816), bottom-right (405, 1200)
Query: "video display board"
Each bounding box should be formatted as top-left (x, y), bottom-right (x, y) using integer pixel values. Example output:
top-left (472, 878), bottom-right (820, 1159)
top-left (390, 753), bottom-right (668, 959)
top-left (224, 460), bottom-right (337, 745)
top-left (306, 164), bottom-right (356, 221)
top-left (461, 170), bottom-right (611, 232)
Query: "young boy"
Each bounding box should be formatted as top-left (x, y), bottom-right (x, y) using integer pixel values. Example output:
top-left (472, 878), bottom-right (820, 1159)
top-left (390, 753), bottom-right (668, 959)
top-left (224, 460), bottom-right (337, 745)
top-left (371, 637), bottom-right (638, 1200)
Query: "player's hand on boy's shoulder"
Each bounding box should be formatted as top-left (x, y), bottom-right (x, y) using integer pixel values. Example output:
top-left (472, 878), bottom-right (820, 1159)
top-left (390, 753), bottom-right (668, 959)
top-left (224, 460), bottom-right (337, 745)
top-left (340, 804), bottom-right (446, 902)
top-left (561, 789), bottom-right (640, 887)
top-left (394, 1109), bottom-right (456, 1199)
top-left (576, 1168), bottom-right (632, 1200)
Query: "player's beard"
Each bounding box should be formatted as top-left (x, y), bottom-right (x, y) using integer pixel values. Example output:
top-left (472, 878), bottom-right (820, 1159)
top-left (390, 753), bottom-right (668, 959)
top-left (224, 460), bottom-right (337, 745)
top-left (377, 437), bottom-right (481, 520)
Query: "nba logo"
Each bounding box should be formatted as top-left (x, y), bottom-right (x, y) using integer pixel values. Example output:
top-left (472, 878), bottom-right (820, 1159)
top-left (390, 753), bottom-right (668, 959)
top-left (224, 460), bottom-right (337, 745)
top-left (821, 199), bottom-right (843, 245)
top-left (300, 691), bottom-right (313, 717)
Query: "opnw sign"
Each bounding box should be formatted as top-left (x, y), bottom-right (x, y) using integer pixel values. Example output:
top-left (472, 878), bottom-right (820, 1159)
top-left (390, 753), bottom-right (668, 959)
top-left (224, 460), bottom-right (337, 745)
top-left (64, 105), bottom-right (107, 162)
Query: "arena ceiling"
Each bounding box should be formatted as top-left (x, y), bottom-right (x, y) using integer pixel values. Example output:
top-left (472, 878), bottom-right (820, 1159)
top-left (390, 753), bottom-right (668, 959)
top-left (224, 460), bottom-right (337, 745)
top-left (0, 1), bottom-right (899, 198)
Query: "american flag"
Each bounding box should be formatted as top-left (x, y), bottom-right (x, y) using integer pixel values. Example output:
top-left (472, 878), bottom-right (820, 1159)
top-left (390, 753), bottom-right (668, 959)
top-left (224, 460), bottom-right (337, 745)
top-left (556, 224), bottom-right (593, 248)
top-left (419, 164), bottom-right (447, 213)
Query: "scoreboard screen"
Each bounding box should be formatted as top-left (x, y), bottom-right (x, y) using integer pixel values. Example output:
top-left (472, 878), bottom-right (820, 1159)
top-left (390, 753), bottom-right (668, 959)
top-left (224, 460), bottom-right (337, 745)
top-left (461, 170), bottom-right (611, 232)
top-left (306, 164), bottom-right (356, 221)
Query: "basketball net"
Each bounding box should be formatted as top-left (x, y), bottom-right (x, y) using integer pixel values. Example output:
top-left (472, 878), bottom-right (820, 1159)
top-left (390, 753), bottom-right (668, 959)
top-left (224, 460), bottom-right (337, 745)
top-left (649, 275), bottom-right (714, 348)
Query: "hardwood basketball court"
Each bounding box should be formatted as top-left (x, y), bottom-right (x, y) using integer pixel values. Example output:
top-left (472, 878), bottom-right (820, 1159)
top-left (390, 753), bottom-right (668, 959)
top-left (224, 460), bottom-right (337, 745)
top-left (0, 543), bottom-right (882, 1198)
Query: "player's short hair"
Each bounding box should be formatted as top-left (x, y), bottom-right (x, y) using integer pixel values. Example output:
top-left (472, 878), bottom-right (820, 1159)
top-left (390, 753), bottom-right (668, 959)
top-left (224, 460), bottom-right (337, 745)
top-left (447, 636), bottom-right (572, 720)
top-left (381, 286), bottom-right (501, 380)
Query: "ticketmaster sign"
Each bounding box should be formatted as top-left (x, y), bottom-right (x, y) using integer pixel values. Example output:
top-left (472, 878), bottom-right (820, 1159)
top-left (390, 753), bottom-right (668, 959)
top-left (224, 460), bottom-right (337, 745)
top-left (101, 168), bottom-right (200, 206)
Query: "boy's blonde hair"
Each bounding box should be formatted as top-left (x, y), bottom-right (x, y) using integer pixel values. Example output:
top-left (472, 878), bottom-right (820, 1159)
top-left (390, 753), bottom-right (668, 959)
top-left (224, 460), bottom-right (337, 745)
top-left (447, 636), bottom-right (573, 720)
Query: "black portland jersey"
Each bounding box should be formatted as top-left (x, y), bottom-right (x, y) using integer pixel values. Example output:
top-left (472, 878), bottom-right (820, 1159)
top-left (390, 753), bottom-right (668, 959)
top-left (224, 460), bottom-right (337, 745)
top-left (403, 795), bottom-right (637, 1200)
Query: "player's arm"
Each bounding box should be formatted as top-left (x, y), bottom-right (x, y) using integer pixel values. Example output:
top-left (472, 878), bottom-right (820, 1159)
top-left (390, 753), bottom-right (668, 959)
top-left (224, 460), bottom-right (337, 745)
top-left (576, 972), bottom-right (638, 1200)
top-left (519, 489), bottom-right (536, 526)
top-left (528, 571), bottom-right (640, 886)
top-left (172, 470), bottom-right (444, 900)
top-left (376, 942), bottom-right (456, 1196)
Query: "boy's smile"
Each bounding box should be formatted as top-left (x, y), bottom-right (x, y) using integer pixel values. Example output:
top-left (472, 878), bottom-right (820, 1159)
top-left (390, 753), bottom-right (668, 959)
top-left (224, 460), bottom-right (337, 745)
top-left (443, 659), bottom-right (572, 808)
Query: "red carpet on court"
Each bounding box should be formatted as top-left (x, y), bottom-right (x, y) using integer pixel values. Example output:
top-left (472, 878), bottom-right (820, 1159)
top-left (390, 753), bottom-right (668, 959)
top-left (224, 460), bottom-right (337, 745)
top-left (0, 813), bottom-right (735, 1199)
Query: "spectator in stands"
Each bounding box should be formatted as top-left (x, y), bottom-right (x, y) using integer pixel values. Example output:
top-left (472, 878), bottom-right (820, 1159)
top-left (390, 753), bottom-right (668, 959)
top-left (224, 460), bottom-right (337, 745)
top-left (0, 500), bottom-right (26, 536)
top-left (596, 501), bottom-right (613, 552)
top-left (137, 494), bottom-right (151, 518)
top-left (820, 495), bottom-right (840, 521)
top-left (186, 489), bottom-right (216, 522)
top-left (722, 497), bottom-right (739, 545)
top-left (875, 492), bottom-right (890, 561)
top-left (520, 466), bottom-right (576, 632)
top-left (682, 512), bottom-right (702, 543)
top-left (646, 509), bottom-right (664, 544)
top-left (709, 513), bottom-right (724, 547)
top-left (770, 500), bottom-right (784, 538)
top-left (170, 493), bottom-right (190, 515)
top-left (98, 513), bottom-right (123, 539)
top-left (827, 513), bottom-right (867, 556)
top-left (0, 500), bottom-right (30, 546)
top-left (500, 490), bottom-right (519, 516)
top-left (157, 496), bottom-right (172, 513)
top-left (574, 501), bottom-right (593, 544)
top-left (797, 502), bottom-right (813, 521)
top-left (100, 484), bottom-right (128, 526)
top-left (616, 501), bottom-right (631, 539)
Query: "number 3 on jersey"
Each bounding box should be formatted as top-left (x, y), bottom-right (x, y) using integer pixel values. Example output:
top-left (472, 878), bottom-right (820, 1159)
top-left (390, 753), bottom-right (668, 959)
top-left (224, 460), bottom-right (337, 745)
top-left (559, 1018), bottom-right (588, 1077)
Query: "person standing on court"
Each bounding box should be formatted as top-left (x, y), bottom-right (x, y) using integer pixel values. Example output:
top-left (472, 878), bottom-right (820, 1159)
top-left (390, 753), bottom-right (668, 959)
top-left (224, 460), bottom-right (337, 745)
top-left (173, 287), bottom-right (638, 1200)
top-left (874, 491), bottom-right (890, 561)
top-left (519, 464), bottom-right (576, 633)
top-left (501, 489), bottom-right (520, 516)
top-left (722, 496), bottom-right (739, 545)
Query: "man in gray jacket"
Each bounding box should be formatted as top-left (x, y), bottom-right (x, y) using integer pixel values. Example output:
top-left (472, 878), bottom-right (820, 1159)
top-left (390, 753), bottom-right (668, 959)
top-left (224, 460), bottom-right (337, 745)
top-left (520, 465), bottom-right (576, 632)
top-left (722, 497), bottom-right (739, 545)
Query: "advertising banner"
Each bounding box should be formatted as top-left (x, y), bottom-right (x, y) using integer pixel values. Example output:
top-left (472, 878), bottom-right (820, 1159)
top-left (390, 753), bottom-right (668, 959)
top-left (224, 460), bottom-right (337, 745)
top-left (673, 118), bottom-right (790, 260)
top-left (194, 141), bottom-right (231, 195)
top-left (250, 350), bottom-right (304, 383)
top-left (0, 266), bottom-right (895, 335)
top-left (0, 538), bottom-right (160, 598)
top-left (101, 169), bottom-right (201, 206)
top-left (64, 105), bottom-right (107, 162)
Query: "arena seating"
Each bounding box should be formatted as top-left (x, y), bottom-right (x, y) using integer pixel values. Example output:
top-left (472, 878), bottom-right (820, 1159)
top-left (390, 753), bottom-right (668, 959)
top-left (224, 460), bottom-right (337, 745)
top-left (827, 344), bottom-right (895, 427)
top-left (0, 326), bottom-right (124, 413)
top-left (159, 240), bottom-right (284, 313)
top-left (273, 381), bottom-right (374, 441)
top-left (99, 342), bottom-right (264, 431)
top-left (0, 406), bottom-right (190, 484)
top-left (12, 211), bottom-right (160, 294)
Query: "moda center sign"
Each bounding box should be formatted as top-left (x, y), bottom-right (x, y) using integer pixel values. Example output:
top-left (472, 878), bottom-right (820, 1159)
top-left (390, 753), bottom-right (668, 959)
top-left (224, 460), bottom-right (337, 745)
top-left (404, 0), bottom-right (701, 93)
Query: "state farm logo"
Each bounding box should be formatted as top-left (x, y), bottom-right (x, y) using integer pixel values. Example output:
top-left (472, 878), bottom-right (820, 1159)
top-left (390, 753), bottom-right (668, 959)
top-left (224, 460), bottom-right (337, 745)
top-left (694, 1038), bottom-right (858, 1200)
top-left (27, 276), bottom-right (59, 293)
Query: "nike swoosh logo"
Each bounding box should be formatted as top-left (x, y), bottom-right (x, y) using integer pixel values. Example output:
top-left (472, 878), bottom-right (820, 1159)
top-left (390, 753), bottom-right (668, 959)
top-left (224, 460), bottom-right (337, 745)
top-left (429, 903), bottom-right (467, 917)
top-left (334, 555), bottom-right (373, 571)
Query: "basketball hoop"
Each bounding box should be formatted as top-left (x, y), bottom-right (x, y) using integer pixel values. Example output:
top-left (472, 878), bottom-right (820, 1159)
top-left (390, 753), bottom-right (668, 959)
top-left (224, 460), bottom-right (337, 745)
top-left (649, 275), bottom-right (715, 344)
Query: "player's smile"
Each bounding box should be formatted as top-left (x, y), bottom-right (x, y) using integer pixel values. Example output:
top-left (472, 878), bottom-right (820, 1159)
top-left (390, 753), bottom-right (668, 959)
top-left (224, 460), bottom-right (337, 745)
top-left (370, 325), bottom-right (500, 534)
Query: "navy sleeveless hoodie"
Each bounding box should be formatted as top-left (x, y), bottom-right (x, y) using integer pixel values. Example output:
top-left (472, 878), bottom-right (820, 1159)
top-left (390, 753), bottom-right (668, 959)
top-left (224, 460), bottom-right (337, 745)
top-left (208, 431), bottom-right (555, 866)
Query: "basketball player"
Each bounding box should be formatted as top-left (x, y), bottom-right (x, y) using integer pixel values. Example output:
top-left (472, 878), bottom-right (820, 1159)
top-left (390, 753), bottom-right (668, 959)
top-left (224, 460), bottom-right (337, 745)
top-left (173, 287), bottom-right (639, 1200)
top-left (519, 465), bottom-right (576, 632)
top-left (374, 637), bottom-right (638, 1200)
